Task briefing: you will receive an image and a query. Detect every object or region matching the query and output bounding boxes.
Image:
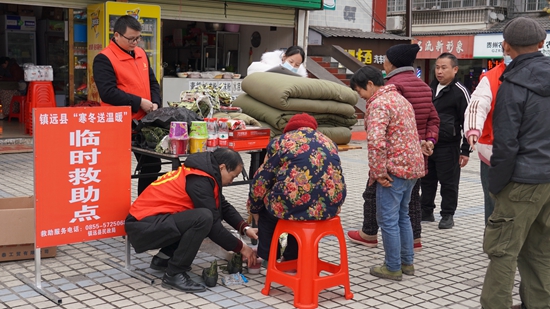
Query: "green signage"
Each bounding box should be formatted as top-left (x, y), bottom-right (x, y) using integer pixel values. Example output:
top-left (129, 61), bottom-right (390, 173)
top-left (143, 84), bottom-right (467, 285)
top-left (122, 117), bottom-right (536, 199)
top-left (222, 0), bottom-right (323, 10)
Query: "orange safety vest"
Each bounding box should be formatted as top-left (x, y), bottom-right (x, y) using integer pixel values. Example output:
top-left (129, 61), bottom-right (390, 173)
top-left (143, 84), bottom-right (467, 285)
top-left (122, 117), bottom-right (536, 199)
top-left (99, 42), bottom-right (151, 120)
top-left (130, 166), bottom-right (220, 220)
top-left (478, 62), bottom-right (506, 145)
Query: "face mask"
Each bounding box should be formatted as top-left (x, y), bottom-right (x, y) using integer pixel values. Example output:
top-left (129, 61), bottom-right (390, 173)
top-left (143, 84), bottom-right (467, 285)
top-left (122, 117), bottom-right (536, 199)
top-left (503, 55), bottom-right (512, 66)
top-left (282, 61), bottom-right (299, 73)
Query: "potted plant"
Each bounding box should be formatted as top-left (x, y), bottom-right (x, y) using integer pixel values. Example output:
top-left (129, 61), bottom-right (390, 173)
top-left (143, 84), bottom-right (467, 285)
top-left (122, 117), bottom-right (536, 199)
top-left (201, 260), bottom-right (218, 287)
top-left (227, 252), bottom-right (243, 274)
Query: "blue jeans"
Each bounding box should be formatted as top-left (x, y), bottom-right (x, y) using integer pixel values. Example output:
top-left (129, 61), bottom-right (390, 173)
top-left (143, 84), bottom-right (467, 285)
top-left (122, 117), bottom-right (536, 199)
top-left (376, 175), bottom-right (416, 271)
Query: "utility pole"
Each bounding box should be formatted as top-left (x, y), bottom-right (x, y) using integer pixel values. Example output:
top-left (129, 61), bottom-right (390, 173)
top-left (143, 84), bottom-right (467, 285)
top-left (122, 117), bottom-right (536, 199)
top-left (405, 0), bottom-right (412, 37)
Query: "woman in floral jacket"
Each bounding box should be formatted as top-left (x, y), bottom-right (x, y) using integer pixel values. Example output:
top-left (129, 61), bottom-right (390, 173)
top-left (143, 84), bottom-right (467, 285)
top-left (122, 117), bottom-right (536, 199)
top-left (350, 66), bottom-right (425, 281)
top-left (247, 113), bottom-right (346, 262)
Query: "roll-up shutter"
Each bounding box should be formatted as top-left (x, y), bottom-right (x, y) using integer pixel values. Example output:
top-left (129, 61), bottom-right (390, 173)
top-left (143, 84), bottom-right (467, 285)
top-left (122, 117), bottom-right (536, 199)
top-left (155, 0), bottom-right (296, 27)
top-left (2, 0), bottom-right (102, 8)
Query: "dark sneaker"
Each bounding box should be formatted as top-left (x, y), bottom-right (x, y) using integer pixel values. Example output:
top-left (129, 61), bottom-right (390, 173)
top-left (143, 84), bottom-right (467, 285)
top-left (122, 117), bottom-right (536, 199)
top-left (150, 255), bottom-right (169, 271)
top-left (421, 210), bottom-right (435, 222)
top-left (162, 272), bottom-right (206, 293)
top-left (402, 264), bottom-right (415, 276)
top-left (439, 215), bottom-right (454, 229)
top-left (370, 264), bottom-right (402, 281)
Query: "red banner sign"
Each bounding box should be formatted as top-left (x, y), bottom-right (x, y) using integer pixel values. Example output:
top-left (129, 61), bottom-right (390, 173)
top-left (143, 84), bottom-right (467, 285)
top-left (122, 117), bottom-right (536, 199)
top-left (413, 35), bottom-right (474, 59)
top-left (34, 107), bottom-right (131, 248)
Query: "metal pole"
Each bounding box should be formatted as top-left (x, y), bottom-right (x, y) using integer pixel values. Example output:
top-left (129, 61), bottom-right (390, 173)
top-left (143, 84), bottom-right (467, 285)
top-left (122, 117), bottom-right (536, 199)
top-left (34, 248), bottom-right (41, 288)
top-left (405, 0), bottom-right (413, 37)
top-left (125, 236), bottom-right (131, 269)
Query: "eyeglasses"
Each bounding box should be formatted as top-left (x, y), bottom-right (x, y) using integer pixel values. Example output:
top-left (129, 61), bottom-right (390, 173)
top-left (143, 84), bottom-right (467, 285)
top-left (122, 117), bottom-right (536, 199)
top-left (118, 32), bottom-right (142, 44)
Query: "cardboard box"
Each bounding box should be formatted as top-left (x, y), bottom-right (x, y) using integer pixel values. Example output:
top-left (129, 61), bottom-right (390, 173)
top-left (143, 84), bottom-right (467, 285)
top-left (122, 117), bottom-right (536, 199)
top-left (228, 138), bottom-right (269, 151)
top-left (229, 128), bottom-right (271, 140)
top-left (42, 7), bottom-right (64, 20)
top-left (0, 196), bottom-right (57, 262)
top-left (17, 5), bottom-right (34, 17)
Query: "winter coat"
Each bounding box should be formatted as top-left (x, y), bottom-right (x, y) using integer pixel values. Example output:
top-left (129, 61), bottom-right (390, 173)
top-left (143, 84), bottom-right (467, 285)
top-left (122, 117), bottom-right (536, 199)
top-left (386, 67), bottom-right (440, 143)
top-left (247, 127), bottom-right (346, 220)
top-left (365, 84), bottom-right (425, 180)
top-left (489, 52), bottom-right (550, 194)
top-left (247, 50), bottom-right (308, 77)
top-left (430, 77), bottom-right (471, 156)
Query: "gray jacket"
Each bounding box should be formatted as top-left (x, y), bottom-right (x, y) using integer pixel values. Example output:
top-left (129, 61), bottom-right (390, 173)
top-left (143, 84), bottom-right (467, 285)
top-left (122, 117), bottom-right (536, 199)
top-left (489, 52), bottom-right (550, 194)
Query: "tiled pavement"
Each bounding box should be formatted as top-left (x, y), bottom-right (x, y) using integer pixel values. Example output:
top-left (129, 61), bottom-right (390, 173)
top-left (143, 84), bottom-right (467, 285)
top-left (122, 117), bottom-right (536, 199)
top-left (0, 139), bottom-right (521, 309)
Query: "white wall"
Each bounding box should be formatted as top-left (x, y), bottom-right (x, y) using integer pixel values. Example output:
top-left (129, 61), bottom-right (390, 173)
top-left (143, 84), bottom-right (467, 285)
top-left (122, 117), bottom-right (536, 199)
top-left (238, 25), bottom-right (294, 74)
top-left (308, 0), bottom-right (373, 31)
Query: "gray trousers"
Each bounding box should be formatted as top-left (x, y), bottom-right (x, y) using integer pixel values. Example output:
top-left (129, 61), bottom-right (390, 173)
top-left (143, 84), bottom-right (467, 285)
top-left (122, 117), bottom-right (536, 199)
top-left (480, 182), bottom-right (550, 309)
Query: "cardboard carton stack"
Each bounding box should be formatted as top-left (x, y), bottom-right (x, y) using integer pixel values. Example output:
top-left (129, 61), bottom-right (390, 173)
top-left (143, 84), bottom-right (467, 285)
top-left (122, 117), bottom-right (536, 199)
top-left (0, 196), bottom-right (57, 262)
top-left (228, 127), bottom-right (270, 151)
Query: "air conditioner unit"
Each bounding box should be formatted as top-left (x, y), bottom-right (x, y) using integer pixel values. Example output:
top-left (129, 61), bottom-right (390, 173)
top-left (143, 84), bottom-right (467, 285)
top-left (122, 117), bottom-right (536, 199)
top-left (387, 16), bottom-right (403, 31)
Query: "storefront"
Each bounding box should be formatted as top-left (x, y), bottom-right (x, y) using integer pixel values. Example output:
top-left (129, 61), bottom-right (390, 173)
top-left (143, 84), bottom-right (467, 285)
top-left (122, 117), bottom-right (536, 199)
top-left (309, 26), bottom-right (412, 71)
top-left (473, 32), bottom-right (550, 70)
top-left (0, 1), bottom-right (315, 136)
top-left (412, 34), bottom-right (482, 91)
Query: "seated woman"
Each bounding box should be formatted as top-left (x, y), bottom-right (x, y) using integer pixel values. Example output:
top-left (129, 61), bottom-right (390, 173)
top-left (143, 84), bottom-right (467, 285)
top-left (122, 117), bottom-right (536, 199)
top-left (247, 45), bottom-right (307, 77)
top-left (125, 148), bottom-right (258, 293)
top-left (247, 113), bottom-right (346, 262)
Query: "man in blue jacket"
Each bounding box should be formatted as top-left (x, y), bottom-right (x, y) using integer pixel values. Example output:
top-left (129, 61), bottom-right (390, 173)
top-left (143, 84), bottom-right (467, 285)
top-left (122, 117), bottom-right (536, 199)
top-left (480, 17), bottom-right (550, 309)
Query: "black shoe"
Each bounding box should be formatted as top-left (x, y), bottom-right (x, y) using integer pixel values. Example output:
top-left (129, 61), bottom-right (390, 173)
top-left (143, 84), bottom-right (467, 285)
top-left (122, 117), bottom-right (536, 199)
top-left (439, 215), bottom-right (454, 229)
top-left (162, 272), bottom-right (206, 293)
top-left (150, 255), bottom-right (169, 271)
top-left (421, 210), bottom-right (435, 222)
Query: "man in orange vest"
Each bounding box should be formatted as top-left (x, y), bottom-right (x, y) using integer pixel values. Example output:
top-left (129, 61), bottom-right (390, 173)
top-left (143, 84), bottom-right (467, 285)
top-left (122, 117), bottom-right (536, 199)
top-left (93, 15), bottom-right (162, 195)
top-left (125, 148), bottom-right (258, 292)
top-left (463, 53), bottom-right (509, 224)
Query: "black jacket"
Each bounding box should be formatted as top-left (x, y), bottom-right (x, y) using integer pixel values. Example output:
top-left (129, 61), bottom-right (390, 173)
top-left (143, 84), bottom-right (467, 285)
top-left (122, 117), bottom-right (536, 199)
top-left (93, 39), bottom-right (161, 113)
top-left (489, 52), bottom-right (550, 194)
top-left (185, 152), bottom-right (248, 253)
top-left (430, 77), bottom-right (470, 156)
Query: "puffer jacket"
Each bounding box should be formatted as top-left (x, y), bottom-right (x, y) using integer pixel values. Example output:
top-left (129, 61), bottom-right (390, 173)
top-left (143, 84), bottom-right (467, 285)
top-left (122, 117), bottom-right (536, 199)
top-left (386, 67), bottom-right (440, 143)
top-left (489, 52), bottom-right (550, 194)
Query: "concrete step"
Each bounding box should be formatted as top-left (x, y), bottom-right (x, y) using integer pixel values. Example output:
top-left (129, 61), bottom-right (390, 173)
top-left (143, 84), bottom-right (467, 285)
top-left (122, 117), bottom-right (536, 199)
top-left (0, 137), bottom-right (33, 145)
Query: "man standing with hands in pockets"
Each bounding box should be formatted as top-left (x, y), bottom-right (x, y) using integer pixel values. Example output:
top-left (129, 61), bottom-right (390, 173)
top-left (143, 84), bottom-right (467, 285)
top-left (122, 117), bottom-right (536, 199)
top-left (93, 15), bottom-right (162, 195)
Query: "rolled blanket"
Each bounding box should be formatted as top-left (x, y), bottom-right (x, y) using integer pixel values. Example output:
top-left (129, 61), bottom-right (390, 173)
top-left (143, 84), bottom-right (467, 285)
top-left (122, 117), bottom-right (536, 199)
top-left (258, 121), bottom-right (352, 145)
top-left (233, 94), bottom-right (357, 130)
top-left (242, 72), bottom-right (358, 109)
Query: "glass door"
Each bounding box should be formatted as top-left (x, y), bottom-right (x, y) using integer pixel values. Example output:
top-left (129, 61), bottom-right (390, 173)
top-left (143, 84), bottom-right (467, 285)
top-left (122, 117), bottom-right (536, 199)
top-left (6, 31), bottom-right (36, 65)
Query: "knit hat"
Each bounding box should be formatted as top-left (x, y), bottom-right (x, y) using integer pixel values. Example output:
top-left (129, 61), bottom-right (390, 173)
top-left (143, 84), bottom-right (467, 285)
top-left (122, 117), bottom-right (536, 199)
top-left (283, 113), bottom-right (318, 133)
top-left (385, 44), bottom-right (420, 68)
top-left (503, 17), bottom-right (546, 46)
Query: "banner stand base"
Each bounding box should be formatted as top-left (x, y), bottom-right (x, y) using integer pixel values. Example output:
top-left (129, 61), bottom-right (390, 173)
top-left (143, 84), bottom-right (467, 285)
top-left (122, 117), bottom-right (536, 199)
top-left (103, 258), bottom-right (155, 285)
top-left (15, 273), bottom-right (62, 305)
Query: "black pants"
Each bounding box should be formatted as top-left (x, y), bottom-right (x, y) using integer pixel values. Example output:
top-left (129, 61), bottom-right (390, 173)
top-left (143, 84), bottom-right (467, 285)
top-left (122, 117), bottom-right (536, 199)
top-left (362, 179), bottom-right (422, 239)
top-left (134, 152), bottom-right (162, 195)
top-left (257, 208), bottom-right (298, 261)
top-left (420, 145), bottom-right (461, 216)
top-left (126, 209), bottom-right (213, 275)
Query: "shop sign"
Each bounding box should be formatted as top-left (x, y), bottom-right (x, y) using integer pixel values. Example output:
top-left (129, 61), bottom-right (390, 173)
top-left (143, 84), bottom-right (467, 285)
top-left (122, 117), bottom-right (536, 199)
top-left (474, 33), bottom-right (550, 58)
top-left (413, 35), bottom-right (474, 59)
top-left (34, 107), bottom-right (131, 248)
top-left (5, 15), bottom-right (35, 31)
top-left (346, 49), bottom-right (386, 65)
top-left (222, 0), bottom-right (323, 9)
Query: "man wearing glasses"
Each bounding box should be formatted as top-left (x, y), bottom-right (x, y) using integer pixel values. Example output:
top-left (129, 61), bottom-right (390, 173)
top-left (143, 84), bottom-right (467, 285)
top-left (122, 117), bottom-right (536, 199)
top-left (93, 15), bottom-right (162, 195)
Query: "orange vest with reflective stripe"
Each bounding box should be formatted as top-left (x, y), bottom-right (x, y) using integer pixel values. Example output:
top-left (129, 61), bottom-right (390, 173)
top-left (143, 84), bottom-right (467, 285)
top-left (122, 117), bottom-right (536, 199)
top-left (100, 42), bottom-right (150, 120)
top-left (130, 166), bottom-right (220, 220)
top-left (478, 62), bottom-right (506, 145)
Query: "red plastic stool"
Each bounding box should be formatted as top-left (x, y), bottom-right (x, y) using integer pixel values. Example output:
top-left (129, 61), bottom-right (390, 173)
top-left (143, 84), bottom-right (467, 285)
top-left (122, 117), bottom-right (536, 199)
top-left (8, 95), bottom-right (26, 123)
top-left (261, 216), bottom-right (353, 309)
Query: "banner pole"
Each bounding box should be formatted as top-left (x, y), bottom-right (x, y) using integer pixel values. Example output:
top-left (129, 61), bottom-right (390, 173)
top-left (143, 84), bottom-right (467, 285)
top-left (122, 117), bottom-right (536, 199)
top-left (125, 236), bottom-right (131, 269)
top-left (15, 248), bottom-right (62, 305)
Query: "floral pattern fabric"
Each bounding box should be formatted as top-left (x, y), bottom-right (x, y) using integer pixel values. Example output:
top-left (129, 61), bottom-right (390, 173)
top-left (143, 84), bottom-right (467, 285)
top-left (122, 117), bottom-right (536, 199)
top-left (247, 128), bottom-right (346, 220)
top-left (365, 84), bottom-right (425, 181)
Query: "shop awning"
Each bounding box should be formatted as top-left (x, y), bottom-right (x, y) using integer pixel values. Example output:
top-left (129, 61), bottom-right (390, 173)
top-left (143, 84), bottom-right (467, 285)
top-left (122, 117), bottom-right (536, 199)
top-left (219, 0), bottom-right (322, 10)
top-left (310, 26), bottom-right (412, 40)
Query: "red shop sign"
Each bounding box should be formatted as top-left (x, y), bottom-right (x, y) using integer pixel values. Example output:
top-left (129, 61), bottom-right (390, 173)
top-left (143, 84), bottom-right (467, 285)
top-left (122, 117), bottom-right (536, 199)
top-left (413, 35), bottom-right (474, 59)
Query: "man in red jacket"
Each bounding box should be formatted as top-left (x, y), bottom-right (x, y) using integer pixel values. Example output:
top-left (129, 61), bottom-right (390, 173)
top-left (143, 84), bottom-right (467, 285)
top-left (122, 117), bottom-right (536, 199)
top-left (93, 15), bottom-right (162, 195)
top-left (347, 44), bottom-right (439, 252)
